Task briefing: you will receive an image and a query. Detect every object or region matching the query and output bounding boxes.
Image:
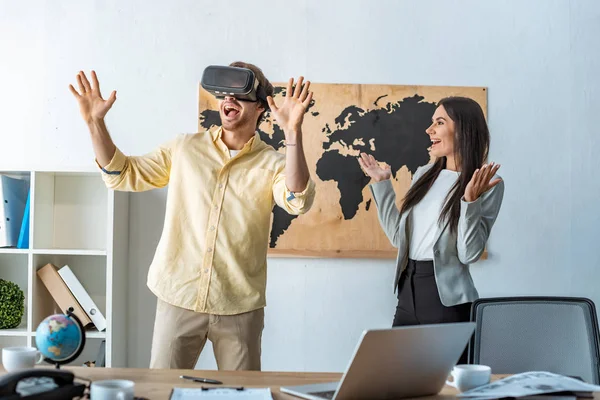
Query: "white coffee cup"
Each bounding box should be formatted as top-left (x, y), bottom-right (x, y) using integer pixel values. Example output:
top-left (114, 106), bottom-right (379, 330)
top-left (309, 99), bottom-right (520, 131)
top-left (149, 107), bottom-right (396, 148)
top-left (90, 379), bottom-right (135, 400)
top-left (1, 346), bottom-right (44, 372)
top-left (446, 364), bottom-right (492, 392)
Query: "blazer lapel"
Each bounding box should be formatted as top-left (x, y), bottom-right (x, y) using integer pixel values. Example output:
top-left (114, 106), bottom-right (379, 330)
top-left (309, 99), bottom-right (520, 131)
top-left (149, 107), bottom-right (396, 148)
top-left (432, 218), bottom-right (450, 250)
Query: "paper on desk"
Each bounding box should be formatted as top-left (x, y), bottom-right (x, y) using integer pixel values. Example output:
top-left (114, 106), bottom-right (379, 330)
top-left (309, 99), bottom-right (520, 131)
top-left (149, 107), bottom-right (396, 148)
top-left (170, 387), bottom-right (272, 400)
top-left (458, 371), bottom-right (600, 399)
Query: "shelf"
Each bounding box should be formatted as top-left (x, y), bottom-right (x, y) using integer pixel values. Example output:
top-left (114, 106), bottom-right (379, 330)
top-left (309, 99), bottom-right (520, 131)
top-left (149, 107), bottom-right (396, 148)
top-left (32, 249), bottom-right (107, 256)
top-left (85, 330), bottom-right (106, 339)
top-left (0, 336), bottom-right (28, 347)
top-left (32, 336), bottom-right (105, 367)
top-left (33, 172), bottom-right (108, 250)
top-left (0, 254), bottom-right (29, 336)
top-left (0, 249), bottom-right (107, 256)
top-left (32, 254), bottom-right (107, 329)
top-left (0, 248), bottom-right (29, 254)
top-left (0, 323), bottom-right (28, 337)
top-left (0, 169), bottom-right (130, 368)
top-left (30, 329), bottom-right (106, 339)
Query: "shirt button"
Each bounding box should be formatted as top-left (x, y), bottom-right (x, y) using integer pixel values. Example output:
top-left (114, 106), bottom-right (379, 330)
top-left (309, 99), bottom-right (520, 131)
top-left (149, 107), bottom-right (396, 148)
top-left (204, 269), bottom-right (209, 273)
top-left (209, 226), bottom-right (215, 231)
top-left (207, 247), bottom-right (213, 252)
top-left (218, 183), bottom-right (224, 189)
top-left (214, 205), bottom-right (218, 210)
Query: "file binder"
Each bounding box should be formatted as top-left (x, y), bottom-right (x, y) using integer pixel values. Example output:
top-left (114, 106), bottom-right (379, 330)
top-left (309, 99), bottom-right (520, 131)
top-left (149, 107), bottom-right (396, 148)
top-left (0, 175), bottom-right (29, 248)
top-left (58, 265), bottom-right (107, 331)
top-left (36, 263), bottom-right (92, 326)
top-left (17, 191), bottom-right (30, 249)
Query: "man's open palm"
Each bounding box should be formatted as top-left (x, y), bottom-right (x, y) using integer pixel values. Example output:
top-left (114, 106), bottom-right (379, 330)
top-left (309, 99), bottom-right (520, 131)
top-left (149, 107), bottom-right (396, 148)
top-left (267, 76), bottom-right (313, 134)
top-left (69, 71), bottom-right (116, 123)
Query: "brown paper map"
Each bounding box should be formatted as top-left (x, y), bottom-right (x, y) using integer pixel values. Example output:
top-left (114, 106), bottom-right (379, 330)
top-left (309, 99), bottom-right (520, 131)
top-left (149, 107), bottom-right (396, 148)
top-left (199, 83), bottom-right (486, 258)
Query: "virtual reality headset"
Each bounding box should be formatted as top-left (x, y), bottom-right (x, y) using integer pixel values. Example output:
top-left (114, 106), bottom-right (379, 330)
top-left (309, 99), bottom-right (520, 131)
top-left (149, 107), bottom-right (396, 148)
top-left (201, 65), bottom-right (269, 104)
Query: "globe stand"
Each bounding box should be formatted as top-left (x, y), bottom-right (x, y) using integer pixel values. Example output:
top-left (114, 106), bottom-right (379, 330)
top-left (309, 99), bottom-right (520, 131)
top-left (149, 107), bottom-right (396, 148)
top-left (42, 307), bottom-right (87, 369)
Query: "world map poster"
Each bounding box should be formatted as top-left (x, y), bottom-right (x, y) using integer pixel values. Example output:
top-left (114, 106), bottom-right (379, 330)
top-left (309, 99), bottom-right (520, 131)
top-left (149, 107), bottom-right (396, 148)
top-left (199, 83), bottom-right (487, 258)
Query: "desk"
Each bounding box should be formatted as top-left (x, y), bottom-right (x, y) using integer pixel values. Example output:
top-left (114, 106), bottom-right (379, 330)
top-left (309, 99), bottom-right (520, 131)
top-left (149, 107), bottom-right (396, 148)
top-left (73, 367), bottom-right (345, 399)
top-left (1, 367), bottom-right (598, 399)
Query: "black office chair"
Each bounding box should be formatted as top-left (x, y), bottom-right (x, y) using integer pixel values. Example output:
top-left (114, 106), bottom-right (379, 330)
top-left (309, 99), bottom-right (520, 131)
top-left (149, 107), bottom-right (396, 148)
top-left (469, 296), bottom-right (600, 384)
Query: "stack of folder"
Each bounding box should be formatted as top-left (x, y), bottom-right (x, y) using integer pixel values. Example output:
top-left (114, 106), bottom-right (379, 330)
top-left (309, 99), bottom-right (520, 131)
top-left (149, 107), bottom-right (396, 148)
top-left (37, 263), bottom-right (107, 332)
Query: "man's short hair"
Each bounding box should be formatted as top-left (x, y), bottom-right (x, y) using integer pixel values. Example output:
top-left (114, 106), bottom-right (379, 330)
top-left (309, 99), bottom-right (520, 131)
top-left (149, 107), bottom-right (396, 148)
top-left (229, 61), bottom-right (274, 128)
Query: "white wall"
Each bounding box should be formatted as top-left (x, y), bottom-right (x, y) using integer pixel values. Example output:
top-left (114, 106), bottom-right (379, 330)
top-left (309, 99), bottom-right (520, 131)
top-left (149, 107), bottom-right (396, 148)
top-left (1, 0), bottom-right (599, 372)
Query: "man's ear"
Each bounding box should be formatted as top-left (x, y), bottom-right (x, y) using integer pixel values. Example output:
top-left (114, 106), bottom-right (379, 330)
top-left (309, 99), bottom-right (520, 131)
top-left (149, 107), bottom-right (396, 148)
top-left (256, 102), bottom-right (265, 113)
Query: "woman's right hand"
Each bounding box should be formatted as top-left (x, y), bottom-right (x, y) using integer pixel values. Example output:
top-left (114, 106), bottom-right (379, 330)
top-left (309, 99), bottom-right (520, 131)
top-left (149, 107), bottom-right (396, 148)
top-left (358, 153), bottom-right (392, 182)
top-left (69, 70), bottom-right (117, 123)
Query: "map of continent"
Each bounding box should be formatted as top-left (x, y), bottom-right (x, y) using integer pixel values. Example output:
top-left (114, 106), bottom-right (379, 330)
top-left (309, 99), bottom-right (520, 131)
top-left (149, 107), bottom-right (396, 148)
top-left (316, 96), bottom-right (434, 221)
top-left (199, 83), bottom-right (486, 258)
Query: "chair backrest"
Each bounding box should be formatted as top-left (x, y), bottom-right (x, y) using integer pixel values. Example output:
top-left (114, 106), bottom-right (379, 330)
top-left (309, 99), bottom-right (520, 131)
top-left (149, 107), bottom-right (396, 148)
top-left (469, 296), bottom-right (600, 384)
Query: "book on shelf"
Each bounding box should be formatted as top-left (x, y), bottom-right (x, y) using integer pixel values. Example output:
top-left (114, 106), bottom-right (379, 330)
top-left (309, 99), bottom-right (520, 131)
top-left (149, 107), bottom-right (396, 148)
top-left (0, 175), bottom-right (29, 248)
top-left (17, 191), bottom-right (30, 249)
top-left (58, 265), bottom-right (107, 332)
top-left (36, 263), bottom-right (92, 326)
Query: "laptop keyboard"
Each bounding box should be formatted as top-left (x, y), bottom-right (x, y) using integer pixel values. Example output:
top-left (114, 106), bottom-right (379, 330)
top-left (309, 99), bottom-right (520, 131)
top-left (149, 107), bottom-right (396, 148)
top-left (308, 390), bottom-right (336, 399)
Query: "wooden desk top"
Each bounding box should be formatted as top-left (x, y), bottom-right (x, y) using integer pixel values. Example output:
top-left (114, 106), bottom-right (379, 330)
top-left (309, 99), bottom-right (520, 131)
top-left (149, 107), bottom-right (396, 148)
top-left (73, 367), bottom-right (348, 399)
top-left (0, 366), bottom-right (460, 399)
top-left (1, 366), bottom-right (598, 399)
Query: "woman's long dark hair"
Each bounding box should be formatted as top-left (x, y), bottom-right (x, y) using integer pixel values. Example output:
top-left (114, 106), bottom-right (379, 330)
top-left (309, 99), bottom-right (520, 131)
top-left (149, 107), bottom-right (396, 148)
top-left (399, 97), bottom-right (490, 233)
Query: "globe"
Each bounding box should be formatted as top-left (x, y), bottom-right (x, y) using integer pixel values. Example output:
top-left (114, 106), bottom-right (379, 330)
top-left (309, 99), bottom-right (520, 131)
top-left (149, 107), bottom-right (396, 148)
top-left (35, 311), bottom-right (85, 365)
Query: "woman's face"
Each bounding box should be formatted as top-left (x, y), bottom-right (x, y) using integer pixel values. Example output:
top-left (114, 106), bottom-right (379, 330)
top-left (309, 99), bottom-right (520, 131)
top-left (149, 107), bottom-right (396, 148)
top-left (426, 105), bottom-right (455, 158)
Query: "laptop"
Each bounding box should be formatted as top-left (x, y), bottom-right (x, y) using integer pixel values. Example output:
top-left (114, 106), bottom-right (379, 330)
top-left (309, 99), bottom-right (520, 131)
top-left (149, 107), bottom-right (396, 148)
top-left (280, 322), bottom-right (475, 400)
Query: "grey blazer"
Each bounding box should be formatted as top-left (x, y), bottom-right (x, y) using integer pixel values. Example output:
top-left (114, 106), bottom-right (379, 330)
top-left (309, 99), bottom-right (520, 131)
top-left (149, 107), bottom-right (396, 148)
top-left (369, 163), bottom-right (504, 307)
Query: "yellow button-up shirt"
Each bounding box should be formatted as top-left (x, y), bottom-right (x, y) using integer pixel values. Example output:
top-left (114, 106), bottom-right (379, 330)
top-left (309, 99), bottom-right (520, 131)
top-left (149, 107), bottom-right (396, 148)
top-left (98, 127), bottom-right (316, 314)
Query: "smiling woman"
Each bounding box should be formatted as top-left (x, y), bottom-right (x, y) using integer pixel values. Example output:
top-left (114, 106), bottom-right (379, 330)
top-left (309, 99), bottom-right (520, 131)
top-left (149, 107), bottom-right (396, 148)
top-left (358, 96), bottom-right (505, 365)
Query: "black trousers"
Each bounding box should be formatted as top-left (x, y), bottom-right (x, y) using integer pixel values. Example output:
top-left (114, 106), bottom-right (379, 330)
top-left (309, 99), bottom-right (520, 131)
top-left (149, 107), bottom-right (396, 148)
top-left (392, 259), bottom-right (472, 365)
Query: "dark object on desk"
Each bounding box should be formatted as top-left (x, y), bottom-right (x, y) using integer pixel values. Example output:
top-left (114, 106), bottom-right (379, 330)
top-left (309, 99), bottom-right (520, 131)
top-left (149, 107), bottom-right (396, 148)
top-left (469, 296), bottom-right (600, 384)
top-left (0, 368), bottom-right (86, 400)
top-left (517, 390), bottom-right (594, 400)
top-left (517, 396), bottom-right (577, 400)
top-left (201, 386), bottom-right (244, 391)
top-left (306, 390), bottom-right (335, 399)
top-left (179, 375), bottom-right (222, 384)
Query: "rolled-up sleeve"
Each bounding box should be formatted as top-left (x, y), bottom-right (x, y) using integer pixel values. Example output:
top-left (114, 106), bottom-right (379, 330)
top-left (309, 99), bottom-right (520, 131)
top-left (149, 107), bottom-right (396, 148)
top-left (272, 171), bottom-right (316, 215)
top-left (96, 136), bottom-right (179, 192)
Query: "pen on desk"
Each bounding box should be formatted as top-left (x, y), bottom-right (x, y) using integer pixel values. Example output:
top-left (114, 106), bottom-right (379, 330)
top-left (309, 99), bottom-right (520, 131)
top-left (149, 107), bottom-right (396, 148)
top-left (180, 375), bottom-right (223, 384)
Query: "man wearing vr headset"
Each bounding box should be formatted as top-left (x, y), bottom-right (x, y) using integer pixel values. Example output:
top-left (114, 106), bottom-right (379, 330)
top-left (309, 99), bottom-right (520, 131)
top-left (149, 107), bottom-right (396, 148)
top-left (69, 62), bottom-right (315, 371)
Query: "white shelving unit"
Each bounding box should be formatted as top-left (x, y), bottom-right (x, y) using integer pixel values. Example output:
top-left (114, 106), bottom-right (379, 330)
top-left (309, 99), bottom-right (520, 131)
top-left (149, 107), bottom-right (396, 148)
top-left (0, 170), bottom-right (129, 367)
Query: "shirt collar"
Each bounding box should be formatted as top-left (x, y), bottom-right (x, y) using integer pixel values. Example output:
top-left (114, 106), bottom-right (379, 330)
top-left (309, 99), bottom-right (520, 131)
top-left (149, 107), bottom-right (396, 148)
top-left (211, 126), bottom-right (263, 152)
